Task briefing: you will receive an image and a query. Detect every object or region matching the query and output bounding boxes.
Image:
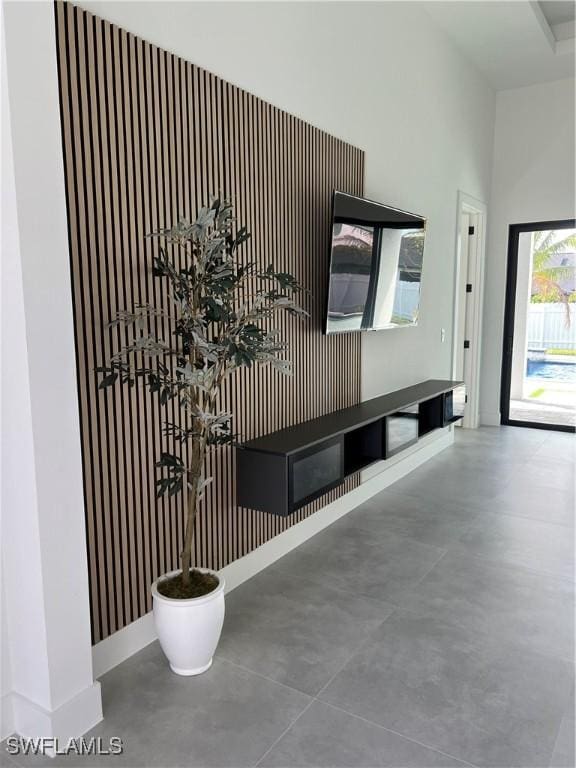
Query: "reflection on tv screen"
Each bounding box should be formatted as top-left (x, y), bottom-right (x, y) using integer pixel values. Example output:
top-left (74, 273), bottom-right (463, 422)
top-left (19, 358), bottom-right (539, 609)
top-left (325, 193), bottom-right (426, 334)
top-left (372, 229), bottom-right (424, 329)
top-left (327, 223), bottom-right (374, 332)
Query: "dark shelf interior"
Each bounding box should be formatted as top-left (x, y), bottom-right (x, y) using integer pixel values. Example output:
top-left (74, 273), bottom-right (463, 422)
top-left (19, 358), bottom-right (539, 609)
top-left (344, 420), bottom-right (383, 475)
top-left (418, 397), bottom-right (443, 437)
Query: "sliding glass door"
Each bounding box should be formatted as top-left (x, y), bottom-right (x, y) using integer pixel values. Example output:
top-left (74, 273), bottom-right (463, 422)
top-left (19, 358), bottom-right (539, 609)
top-left (501, 219), bottom-right (576, 432)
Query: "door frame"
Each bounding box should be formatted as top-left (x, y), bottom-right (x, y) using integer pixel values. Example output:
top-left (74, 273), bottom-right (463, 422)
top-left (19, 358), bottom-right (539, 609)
top-left (451, 191), bottom-right (487, 429)
top-left (500, 218), bottom-right (576, 433)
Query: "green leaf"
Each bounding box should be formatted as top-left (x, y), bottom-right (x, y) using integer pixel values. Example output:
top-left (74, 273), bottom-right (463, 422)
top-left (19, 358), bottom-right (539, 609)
top-left (156, 452), bottom-right (184, 469)
top-left (98, 372), bottom-right (118, 389)
top-left (235, 227), bottom-right (250, 247)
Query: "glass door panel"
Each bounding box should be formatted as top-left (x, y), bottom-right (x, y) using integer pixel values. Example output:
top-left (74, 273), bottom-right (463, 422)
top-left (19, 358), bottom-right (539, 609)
top-left (502, 221), bottom-right (576, 431)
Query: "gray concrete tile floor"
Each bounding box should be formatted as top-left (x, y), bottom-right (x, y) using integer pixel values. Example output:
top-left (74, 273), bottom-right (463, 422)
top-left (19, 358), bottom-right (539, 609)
top-left (3, 427), bottom-right (574, 768)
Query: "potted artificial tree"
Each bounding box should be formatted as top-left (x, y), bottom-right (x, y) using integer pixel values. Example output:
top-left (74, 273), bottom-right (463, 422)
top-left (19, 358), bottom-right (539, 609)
top-left (98, 198), bottom-right (306, 675)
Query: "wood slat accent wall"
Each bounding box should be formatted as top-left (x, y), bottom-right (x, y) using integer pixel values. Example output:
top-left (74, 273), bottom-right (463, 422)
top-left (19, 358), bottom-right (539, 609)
top-left (55, 1), bottom-right (364, 643)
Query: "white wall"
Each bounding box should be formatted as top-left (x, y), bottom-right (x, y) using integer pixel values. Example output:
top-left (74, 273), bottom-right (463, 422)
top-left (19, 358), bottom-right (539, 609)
top-left (1, 1), bottom-right (102, 742)
top-left (481, 77), bottom-right (576, 424)
top-left (77, 1), bottom-right (495, 401)
top-left (1, 8), bottom-right (44, 736)
top-left (1, 581), bottom-right (13, 739)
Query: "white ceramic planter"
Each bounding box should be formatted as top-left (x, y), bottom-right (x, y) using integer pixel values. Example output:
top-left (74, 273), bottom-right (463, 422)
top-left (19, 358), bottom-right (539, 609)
top-left (151, 568), bottom-right (225, 676)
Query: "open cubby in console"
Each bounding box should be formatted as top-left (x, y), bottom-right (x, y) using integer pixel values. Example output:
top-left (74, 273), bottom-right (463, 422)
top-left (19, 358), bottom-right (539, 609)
top-left (386, 404), bottom-right (419, 457)
top-left (418, 397), bottom-right (444, 437)
top-left (237, 379), bottom-right (464, 516)
top-left (344, 420), bottom-right (384, 475)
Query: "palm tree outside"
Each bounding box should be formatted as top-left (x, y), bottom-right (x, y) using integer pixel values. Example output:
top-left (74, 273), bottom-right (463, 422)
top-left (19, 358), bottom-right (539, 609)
top-left (531, 229), bottom-right (576, 326)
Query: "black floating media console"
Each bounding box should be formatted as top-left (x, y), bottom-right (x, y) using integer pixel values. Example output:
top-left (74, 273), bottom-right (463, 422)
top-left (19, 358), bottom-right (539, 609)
top-left (237, 379), bottom-right (465, 517)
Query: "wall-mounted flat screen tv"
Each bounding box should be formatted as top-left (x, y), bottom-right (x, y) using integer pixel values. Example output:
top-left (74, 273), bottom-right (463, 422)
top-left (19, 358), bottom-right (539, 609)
top-left (325, 191), bottom-right (426, 334)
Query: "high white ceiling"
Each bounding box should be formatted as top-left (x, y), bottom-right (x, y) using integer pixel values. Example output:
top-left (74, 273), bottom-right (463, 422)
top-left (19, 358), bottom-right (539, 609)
top-left (422, 1), bottom-right (575, 90)
top-left (539, 0), bottom-right (576, 41)
top-left (539, 1), bottom-right (575, 27)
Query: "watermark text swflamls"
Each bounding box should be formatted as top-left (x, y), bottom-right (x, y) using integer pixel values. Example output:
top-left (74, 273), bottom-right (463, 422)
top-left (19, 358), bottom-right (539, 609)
top-left (5, 736), bottom-right (123, 757)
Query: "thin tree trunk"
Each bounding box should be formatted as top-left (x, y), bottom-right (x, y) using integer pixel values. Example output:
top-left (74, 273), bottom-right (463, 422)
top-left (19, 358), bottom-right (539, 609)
top-left (180, 424), bottom-right (205, 587)
top-left (180, 357), bottom-right (224, 587)
top-left (181, 325), bottom-right (202, 588)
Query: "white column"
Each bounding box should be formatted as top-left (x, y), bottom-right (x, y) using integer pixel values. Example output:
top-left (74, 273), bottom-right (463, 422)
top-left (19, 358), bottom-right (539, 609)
top-left (373, 229), bottom-right (404, 327)
top-left (510, 232), bottom-right (533, 399)
top-left (1, 1), bottom-right (102, 742)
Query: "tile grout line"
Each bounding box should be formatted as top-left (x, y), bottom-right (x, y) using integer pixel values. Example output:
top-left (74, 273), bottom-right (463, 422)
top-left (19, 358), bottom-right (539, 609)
top-left (327, 470), bottom-right (574, 570)
top-left (1, 750), bottom-right (20, 768)
top-left (346, 508), bottom-right (485, 545)
top-left (249, 604), bottom-right (418, 768)
top-left (475, 510), bottom-right (576, 532)
top-left (386, 598), bottom-right (576, 667)
top-left (299, 549), bottom-right (482, 768)
top-left (395, 546), bottom-right (450, 597)
top-left (259, 567), bottom-right (408, 613)
top-left (447, 541), bottom-right (576, 586)
top-left (217, 656), bottom-right (315, 699)
top-left (315, 699), bottom-right (480, 768)
top-left (470, 502), bottom-right (576, 531)
top-left (312, 604), bottom-right (402, 701)
top-left (269, 528), bottom-right (451, 610)
top-left (219, 596), bottom-right (399, 701)
top-left (252, 698), bottom-right (316, 768)
top-left (547, 713), bottom-right (569, 768)
top-left (428, 542), bottom-right (576, 589)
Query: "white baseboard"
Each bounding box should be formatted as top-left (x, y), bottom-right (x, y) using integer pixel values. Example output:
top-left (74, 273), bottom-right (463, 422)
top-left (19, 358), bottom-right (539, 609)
top-left (92, 429), bottom-right (454, 679)
top-left (92, 612), bottom-right (156, 682)
top-left (3, 682), bottom-right (102, 749)
top-left (480, 410), bottom-right (501, 426)
top-left (1, 692), bottom-right (15, 741)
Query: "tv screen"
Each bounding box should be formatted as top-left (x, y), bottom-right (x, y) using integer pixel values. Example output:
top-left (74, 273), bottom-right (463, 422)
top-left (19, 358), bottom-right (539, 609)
top-left (325, 191), bottom-right (426, 334)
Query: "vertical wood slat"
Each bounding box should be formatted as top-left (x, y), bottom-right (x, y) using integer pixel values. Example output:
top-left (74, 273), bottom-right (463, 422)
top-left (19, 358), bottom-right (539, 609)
top-left (55, 1), bottom-right (364, 643)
